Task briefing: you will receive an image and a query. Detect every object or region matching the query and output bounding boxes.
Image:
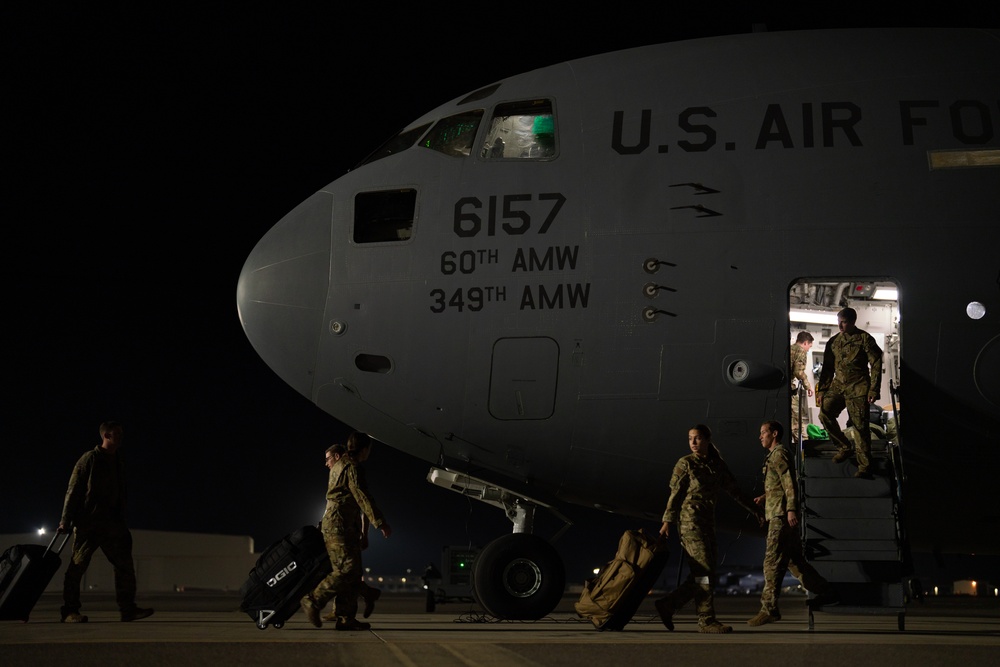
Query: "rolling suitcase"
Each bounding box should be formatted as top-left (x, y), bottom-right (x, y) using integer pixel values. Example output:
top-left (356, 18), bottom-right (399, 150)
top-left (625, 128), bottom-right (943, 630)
top-left (239, 524), bottom-right (332, 629)
top-left (0, 531), bottom-right (70, 621)
top-left (575, 528), bottom-right (668, 630)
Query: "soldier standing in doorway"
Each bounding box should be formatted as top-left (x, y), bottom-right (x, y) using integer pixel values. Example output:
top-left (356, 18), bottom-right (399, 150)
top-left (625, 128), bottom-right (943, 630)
top-left (790, 331), bottom-right (814, 442)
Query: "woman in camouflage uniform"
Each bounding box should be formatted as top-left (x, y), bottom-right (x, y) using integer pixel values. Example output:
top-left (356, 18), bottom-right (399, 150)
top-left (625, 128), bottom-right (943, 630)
top-left (301, 432), bottom-right (391, 630)
top-left (654, 424), bottom-right (762, 633)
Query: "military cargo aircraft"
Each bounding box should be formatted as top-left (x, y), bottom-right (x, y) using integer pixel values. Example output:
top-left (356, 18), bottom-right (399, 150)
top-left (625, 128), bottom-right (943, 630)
top-left (237, 28), bottom-right (1000, 619)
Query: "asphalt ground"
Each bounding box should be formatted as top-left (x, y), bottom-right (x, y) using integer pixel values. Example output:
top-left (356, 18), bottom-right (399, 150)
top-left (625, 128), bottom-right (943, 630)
top-left (1, 592), bottom-right (998, 666)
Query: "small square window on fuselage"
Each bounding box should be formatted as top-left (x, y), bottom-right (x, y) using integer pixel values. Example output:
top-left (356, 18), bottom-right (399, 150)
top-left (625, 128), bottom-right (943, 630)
top-left (353, 189), bottom-right (416, 243)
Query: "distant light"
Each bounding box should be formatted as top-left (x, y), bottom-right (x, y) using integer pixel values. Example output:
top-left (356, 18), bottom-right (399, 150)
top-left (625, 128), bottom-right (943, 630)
top-left (872, 288), bottom-right (897, 301)
top-left (593, 568), bottom-right (600, 576)
top-left (37, 528), bottom-right (46, 536)
top-left (967, 302), bottom-right (986, 320)
top-left (401, 577), bottom-right (406, 584)
top-left (790, 309), bottom-right (839, 325)
top-left (934, 586), bottom-right (939, 596)
top-left (378, 577), bottom-right (384, 583)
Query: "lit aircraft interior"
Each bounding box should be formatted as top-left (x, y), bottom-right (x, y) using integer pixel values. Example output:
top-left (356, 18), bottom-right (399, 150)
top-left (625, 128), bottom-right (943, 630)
top-left (237, 28), bottom-right (1000, 619)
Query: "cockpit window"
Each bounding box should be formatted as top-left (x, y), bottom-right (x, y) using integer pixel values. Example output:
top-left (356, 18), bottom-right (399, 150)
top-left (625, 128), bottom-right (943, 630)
top-left (356, 123), bottom-right (432, 168)
top-left (481, 99), bottom-right (556, 159)
top-left (420, 110), bottom-right (484, 157)
top-left (354, 189), bottom-right (416, 244)
top-left (458, 83), bottom-right (501, 104)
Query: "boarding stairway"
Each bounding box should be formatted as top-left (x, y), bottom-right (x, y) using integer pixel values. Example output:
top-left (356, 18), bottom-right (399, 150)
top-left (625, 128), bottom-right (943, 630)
top-left (795, 387), bottom-right (912, 630)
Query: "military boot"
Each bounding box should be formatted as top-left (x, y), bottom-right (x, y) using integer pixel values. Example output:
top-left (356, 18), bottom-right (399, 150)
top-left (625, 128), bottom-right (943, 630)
top-left (336, 617), bottom-right (371, 631)
top-left (362, 587), bottom-right (382, 618)
top-left (120, 606), bottom-right (154, 622)
top-left (746, 610), bottom-right (781, 626)
top-left (654, 598), bottom-right (674, 631)
top-left (699, 620), bottom-right (733, 633)
top-left (300, 595), bottom-right (322, 628)
top-left (832, 450), bottom-right (853, 463)
top-left (61, 611), bottom-right (89, 623)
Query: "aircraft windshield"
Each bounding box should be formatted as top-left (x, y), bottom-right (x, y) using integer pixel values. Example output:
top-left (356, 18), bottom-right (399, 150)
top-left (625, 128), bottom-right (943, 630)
top-left (420, 110), bottom-right (484, 157)
top-left (481, 99), bottom-right (555, 159)
top-left (357, 123), bottom-right (432, 167)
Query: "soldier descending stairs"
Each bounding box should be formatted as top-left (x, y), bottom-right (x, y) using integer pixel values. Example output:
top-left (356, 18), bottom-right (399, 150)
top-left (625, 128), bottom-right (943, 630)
top-left (797, 381), bottom-right (911, 631)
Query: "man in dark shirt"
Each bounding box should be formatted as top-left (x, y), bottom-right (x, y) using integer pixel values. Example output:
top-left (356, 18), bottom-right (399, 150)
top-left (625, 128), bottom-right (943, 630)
top-left (58, 421), bottom-right (153, 623)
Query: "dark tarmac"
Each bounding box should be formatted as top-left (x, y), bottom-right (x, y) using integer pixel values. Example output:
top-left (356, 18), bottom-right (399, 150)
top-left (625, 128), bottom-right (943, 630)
top-left (1, 592), bottom-right (998, 666)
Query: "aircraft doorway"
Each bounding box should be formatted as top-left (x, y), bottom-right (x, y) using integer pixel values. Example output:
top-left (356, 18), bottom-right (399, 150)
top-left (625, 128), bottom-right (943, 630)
top-left (788, 280), bottom-right (901, 442)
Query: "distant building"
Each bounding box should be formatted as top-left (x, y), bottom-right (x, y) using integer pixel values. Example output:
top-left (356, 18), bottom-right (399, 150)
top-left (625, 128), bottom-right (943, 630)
top-left (0, 530), bottom-right (258, 593)
top-left (952, 580), bottom-right (994, 596)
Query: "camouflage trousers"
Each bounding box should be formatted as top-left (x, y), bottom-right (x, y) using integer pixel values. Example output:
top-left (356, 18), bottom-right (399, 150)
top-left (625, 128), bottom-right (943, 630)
top-left (309, 529), bottom-right (363, 621)
top-left (759, 517), bottom-right (829, 615)
top-left (819, 388), bottom-right (871, 470)
top-left (659, 521), bottom-right (718, 625)
top-left (62, 521), bottom-right (137, 613)
top-left (790, 388), bottom-right (809, 442)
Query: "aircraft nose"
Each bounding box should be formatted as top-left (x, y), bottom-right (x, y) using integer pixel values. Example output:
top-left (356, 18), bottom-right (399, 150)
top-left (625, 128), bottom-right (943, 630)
top-left (236, 191), bottom-right (332, 400)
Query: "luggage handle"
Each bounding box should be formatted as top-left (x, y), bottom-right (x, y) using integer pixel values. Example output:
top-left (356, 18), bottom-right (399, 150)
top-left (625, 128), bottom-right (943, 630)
top-left (47, 530), bottom-right (71, 556)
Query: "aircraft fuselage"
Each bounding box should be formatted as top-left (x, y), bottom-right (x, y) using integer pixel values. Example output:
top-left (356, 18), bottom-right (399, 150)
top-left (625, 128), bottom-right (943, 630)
top-left (237, 28), bottom-right (1000, 553)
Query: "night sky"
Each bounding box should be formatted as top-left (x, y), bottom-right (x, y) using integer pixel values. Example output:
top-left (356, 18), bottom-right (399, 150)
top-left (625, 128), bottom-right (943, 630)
top-left (6, 6), bottom-right (994, 582)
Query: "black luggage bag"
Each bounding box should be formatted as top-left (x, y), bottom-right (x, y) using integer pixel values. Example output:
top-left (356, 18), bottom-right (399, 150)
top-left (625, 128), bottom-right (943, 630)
top-left (0, 531), bottom-right (70, 622)
top-left (239, 524), bottom-right (332, 629)
top-left (575, 529), bottom-right (669, 630)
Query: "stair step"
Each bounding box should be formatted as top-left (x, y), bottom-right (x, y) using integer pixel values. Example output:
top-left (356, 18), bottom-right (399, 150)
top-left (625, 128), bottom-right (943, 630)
top-left (803, 458), bottom-right (890, 479)
top-left (801, 438), bottom-right (891, 458)
top-left (806, 539), bottom-right (901, 561)
top-left (804, 497), bottom-right (894, 518)
top-left (811, 560), bottom-right (904, 582)
top-left (817, 581), bottom-right (906, 606)
top-left (805, 518), bottom-right (898, 540)
top-left (803, 477), bottom-right (892, 498)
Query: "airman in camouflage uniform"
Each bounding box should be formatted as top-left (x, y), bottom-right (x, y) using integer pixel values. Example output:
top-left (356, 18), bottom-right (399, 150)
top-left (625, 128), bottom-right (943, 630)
top-left (816, 308), bottom-right (883, 478)
top-left (301, 433), bottom-right (391, 630)
top-left (747, 421), bottom-right (835, 626)
top-left (789, 331), bottom-right (814, 442)
top-left (654, 425), bottom-right (763, 634)
top-left (58, 422), bottom-right (153, 623)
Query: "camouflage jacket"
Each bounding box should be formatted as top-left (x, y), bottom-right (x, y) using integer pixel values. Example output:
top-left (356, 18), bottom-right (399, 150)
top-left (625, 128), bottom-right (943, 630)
top-left (661, 453), bottom-right (759, 525)
top-left (790, 343), bottom-right (810, 391)
top-left (60, 446), bottom-right (127, 529)
top-left (324, 457), bottom-right (386, 535)
top-left (816, 328), bottom-right (883, 399)
top-left (762, 444), bottom-right (798, 520)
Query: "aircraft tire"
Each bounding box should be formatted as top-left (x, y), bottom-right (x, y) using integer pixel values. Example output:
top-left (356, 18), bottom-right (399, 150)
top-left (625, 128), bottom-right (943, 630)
top-left (473, 533), bottom-right (565, 620)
